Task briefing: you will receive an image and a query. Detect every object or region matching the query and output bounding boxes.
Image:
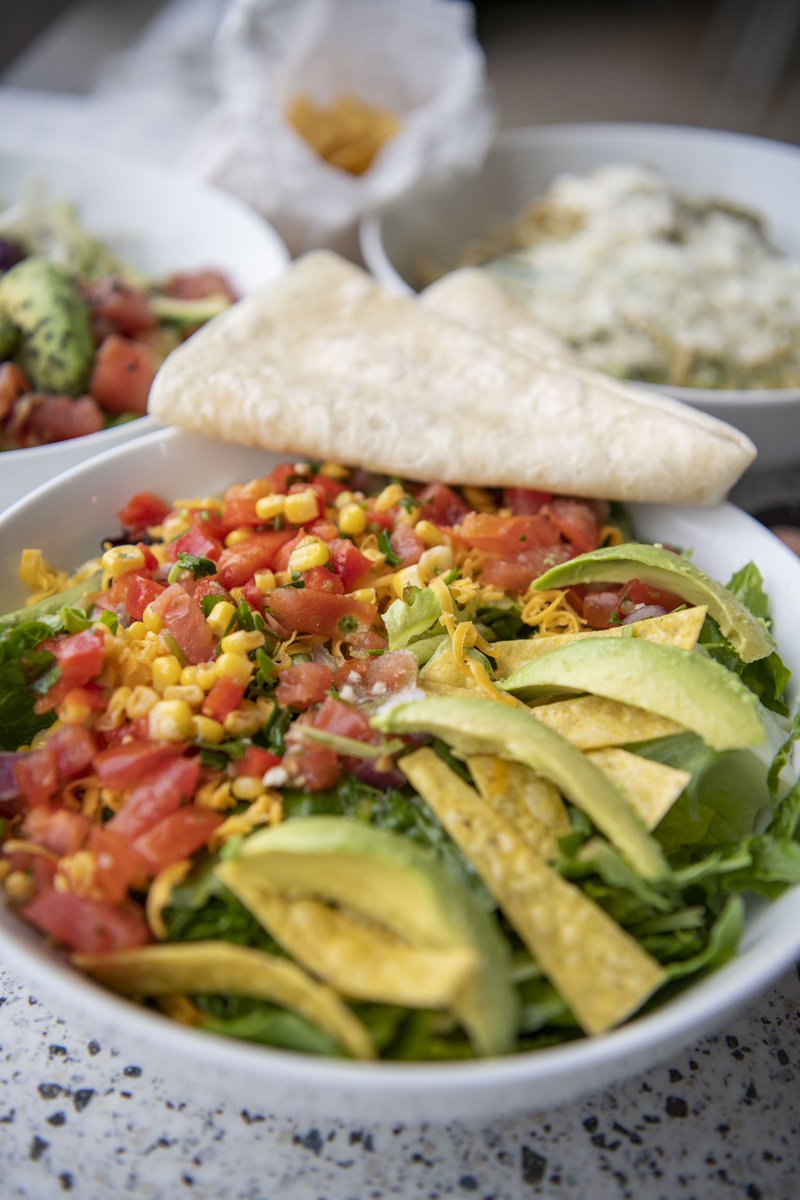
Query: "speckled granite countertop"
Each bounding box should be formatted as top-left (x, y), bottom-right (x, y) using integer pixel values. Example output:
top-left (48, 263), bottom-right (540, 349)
top-left (1, 963), bottom-right (797, 1200)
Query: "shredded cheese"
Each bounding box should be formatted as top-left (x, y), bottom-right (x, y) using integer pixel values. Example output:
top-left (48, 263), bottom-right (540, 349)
top-left (146, 859), bottom-right (193, 940)
top-left (520, 587), bottom-right (586, 634)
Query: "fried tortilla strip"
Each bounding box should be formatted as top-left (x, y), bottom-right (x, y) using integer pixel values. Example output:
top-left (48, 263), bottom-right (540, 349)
top-left (466, 755), bottom-right (570, 861)
top-left (586, 748), bottom-right (690, 831)
top-left (528, 695), bottom-right (685, 749)
top-left (74, 940), bottom-right (375, 1060)
top-left (149, 252), bottom-right (754, 505)
top-left (401, 748), bottom-right (666, 1035)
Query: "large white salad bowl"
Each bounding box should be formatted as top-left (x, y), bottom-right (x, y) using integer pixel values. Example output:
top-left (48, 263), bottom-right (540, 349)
top-left (1, 426), bottom-right (799, 1123)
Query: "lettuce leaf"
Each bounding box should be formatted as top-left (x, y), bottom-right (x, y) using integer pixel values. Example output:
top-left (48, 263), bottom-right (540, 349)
top-left (382, 587), bottom-right (442, 660)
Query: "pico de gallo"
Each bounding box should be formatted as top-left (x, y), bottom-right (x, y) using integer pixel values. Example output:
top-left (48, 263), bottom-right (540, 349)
top-left (0, 461), bottom-right (798, 1061)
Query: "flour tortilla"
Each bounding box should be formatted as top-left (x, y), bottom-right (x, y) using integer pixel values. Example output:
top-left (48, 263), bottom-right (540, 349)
top-left (149, 251), bottom-right (755, 504)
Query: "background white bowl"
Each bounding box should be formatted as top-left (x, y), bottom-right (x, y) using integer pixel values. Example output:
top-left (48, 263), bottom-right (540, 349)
top-left (0, 146), bottom-right (289, 512)
top-left (1, 425), bottom-right (799, 1123)
top-left (360, 122), bottom-right (800, 471)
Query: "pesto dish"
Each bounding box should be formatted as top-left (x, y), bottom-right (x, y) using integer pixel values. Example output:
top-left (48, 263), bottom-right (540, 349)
top-left (1, 462), bottom-right (798, 1061)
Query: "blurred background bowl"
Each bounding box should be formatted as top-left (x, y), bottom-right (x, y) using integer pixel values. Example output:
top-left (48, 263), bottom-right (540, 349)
top-left (0, 145), bottom-right (289, 512)
top-left (360, 122), bottom-right (800, 471)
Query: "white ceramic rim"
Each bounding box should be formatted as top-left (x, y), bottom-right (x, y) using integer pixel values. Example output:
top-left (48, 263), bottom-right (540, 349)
top-left (359, 121), bottom-right (800, 410)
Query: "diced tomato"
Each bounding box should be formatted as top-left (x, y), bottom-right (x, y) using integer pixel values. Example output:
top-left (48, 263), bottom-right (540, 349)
top-left (268, 587), bottom-right (377, 638)
top-left (390, 525), bottom-right (425, 566)
top-left (0, 362), bottom-right (30, 421)
top-left (87, 827), bottom-right (150, 903)
top-left (327, 539), bottom-right (372, 591)
top-left (503, 487), bottom-right (552, 515)
top-left (276, 662), bottom-right (333, 710)
top-left (240, 579), bottom-right (266, 614)
top-left (312, 696), bottom-right (373, 741)
top-left (265, 463), bottom-right (301, 494)
top-left (125, 576), bottom-right (166, 621)
top-left (22, 890), bottom-right (150, 953)
top-left (22, 806), bottom-right (91, 857)
top-left (311, 473), bottom-right (348, 501)
top-left (201, 676), bottom-right (246, 723)
top-left (20, 394), bottom-right (105, 445)
top-left (303, 567), bottom-right (345, 594)
top-left (83, 277), bottom-right (157, 337)
top-left (151, 583), bottom-right (216, 664)
top-left (345, 629), bottom-right (388, 655)
top-left (47, 725), bottom-right (97, 781)
top-left (109, 755), bottom-right (201, 841)
top-left (167, 525), bottom-right (223, 563)
top-left (291, 743), bottom-right (341, 791)
top-left (133, 807), bottom-right (224, 874)
top-left (117, 491), bottom-right (171, 538)
top-left (90, 334), bottom-right (157, 416)
top-left (35, 628), bottom-right (107, 712)
top-left (618, 579), bottom-right (684, 613)
top-left (161, 270), bottom-right (237, 302)
top-left (455, 512), bottom-right (557, 556)
top-left (334, 649), bottom-right (417, 698)
top-left (94, 740), bottom-right (187, 789)
top-left (582, 588), bottom-right (624, 630)
top-left (416, 483), bottom-right (470, 527)
top-left (216, 530), bottom-right (293, 590)
top-left (33, 856), bottom-right (58, 892)
top-left (309, 520), bottom-right (339, 543)
top-left (481, 544), bottom-right (573, 593)
top-left (547, 498), bottom-right (601, 554)
top-left (232, 746), bottom-right (281, 778)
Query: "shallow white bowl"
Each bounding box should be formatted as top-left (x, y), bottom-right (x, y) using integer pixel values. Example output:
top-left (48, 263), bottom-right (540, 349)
top-left (360, 123), bottom-right (800, 471)
top-left (0, 147), bottom-right (289, 512)
top-left (1, 424), bottom-right (799, 1123)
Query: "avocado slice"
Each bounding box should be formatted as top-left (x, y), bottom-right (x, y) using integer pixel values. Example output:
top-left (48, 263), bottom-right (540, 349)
top-left (0, 256), bottom-right (94, 395)
top-left (531, 543), bottom-right (775, 663)
top-left (375, 696), bottom-right (668, 881)
top-left (221, 817), bottom-right (518, 1056)
top-left (498, 638), bottom-right (766, 752)
top-left (149, 292), bottom-right (231, 328)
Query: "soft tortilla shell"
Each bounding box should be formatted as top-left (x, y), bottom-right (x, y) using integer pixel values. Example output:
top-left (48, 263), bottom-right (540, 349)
top-left (149, 251), bottom-right (755, 504)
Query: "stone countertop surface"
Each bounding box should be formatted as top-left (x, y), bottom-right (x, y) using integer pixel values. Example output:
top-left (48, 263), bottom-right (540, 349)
top-left (1, 963), bottom-right (798, 1200)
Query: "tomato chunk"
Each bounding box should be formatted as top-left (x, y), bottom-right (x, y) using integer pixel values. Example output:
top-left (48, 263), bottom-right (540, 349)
top-left (201, 676), bottom-right (246, 722)
top-left (416, 483), bottom-right (470, 527)
top-left (276, 663), bottom-right (333, 710)
top-left (47, 725), bottom-right (97, 782)
top-left (94, 740), bottom-right (187, 790)
top-left (268, 588), bottom-right (377, 638)
top-left (83, 277), bottom-right (157, 337)
top-left (151, 583), bottom-right (216, 664)
top-left (22, 890), bottom-right (150, 953)
top-left (117, 491), bottom-right (171, 538)
top-left (455, 512), bottom-right (557, 556)
top-left (232, 746), bottom-right (281, 778)
top-left (109, 755), bottom-right (201, 841)
top-left (216, 531), bottom-right (293, 590)
top-left (22, 806), bottom-right (91, 856)
top-left (90, 334), bottom-right (157, 416)
top-left (35, 628), bottom-right (106, 712)
top-left (88, 827), bottom-right (150, 903)
top-left (167, 525), bottom-right (223, 563)
top-left (133, 807), bottom-right (224, 874)
top-left (547, 498), bottom-right (601, 554)
top-left (14, 748), bottom-right (59, 808)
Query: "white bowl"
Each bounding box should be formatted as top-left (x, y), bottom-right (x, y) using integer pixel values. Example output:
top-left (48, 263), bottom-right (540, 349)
top-left (1, 424), bottom-right (799, 1123)
top-left (360, 123), bottom-right (800, 471)
top-left (0, 147), bottom-right (289, 512)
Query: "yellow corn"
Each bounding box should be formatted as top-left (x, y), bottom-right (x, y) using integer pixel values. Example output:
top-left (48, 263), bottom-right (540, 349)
top-left (338, 503), bottom-right (367, 536)
top-left (231, 775), bottom-right (265, 801)
top-left (142, 603), bottom-right (164, 634)
top-left (124, 621), bottom-right (148, 644)
top-left (319, 461), bottom-right (348, 480)
top-left (223, 705), bottom-right (263, 736)
top-left (4, 870), bottom-right (34, 902)
top-left (163, 684), bottom-right (205, 708)
top-left (101, 544), bottom-right (146, 580)
top-left (96, 685), bottom-right (132, 731)
top-left (229, 588), bottom-right (245, 604)
top-left (288, 538), bottom-right (330, 573)
top-left (224, 527), bottom-right (253, 548)
top-left (172, 496), bottom-right (223, 513)
top-left (195, 779), bottom-right (235, 810)
top-left (415, 519), bottom-right (444, 546)
top-left (214, 653), bottom-right (255, 686)
top-left (148, 698), bottom-right (194, 742)
top-left (254, 494), bottom-right (286, 521)
top-left (418, 545), bottom-right (454, 583)
top-left (361, 547), bottom-right (385, 566)
top-left (253, 570), bottom-right (276, 594)
top-left (392, 565), bottom-right (422, 598)
top-left (349, 587), bottom-right (377, 605)
top-left (152, 655), bottom-right (183, 692)
top-left (374, 483), bottom-right (405, 513)
top-left (206, 600), bottom-right (236, 639)
top-left (221, 629), bottom-right (265, 655)
top-left (126, 685), bottom-right (160, 720)
top-left (334, 490), bottom-right (357, 510)
top-left (160, 513), bottom-right (192, 542)
top-left (191, 715), bottom-right (226, 744)
top-left (462, 486), bottom-right (495, 513)
top-left (57, 693), bottom-right (93, 725)
top-left (284, 489), bottom-right (319, 525)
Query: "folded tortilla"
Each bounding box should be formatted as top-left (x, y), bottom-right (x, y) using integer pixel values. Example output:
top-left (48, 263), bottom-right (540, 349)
top-left (149, 251), bottom-right (755, 504)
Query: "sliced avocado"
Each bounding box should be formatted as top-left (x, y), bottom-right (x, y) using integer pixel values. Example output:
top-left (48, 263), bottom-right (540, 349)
top-left (375, 696), bottom-right (668, 881)
top-left (149, 292), bottom-right (231, 328)
top-left (0, 256), bottom-right (93, 394)
top-left (531, 543), bottom-right (775, 663)
top-left (0, 310), bottom-right (18, 358)
top-left (73, 940), bottom-right (375, 1059)
top-left (221, 817), bottom-right (518, 1057)
top-left (498, 638), bottom-right (766, 752)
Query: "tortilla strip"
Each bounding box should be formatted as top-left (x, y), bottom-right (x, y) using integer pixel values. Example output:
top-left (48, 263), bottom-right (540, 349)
top-left (586, 747), bottom-right (690, 830)
top-left (401, 748), bottom-right (666, 1035)
top-left (74, 940), bottom-right (375, 1059)
top-left (529, 695), bottom-right (685, 749)
top-left (149, 251), bottom-right (754, 505)
top-left (491, 606), bottom-right (708, 677)
top-left (466, 755), bottom-right (570, 860)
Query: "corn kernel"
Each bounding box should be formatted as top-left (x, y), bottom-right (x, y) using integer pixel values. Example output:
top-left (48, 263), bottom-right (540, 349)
top-left (196, 663), bottom-right (219, 691)
top-left (274, 571), bottom-right (292, 587)
top-left (223, 707), bottom-right (263, 736)
top-left (349, 587), bottom-right (377, 605)
top-left (254, 493), bottom-right (286, 521)
top-left (361, 547), bottom-right (385, 565)
top-left (142, 603), bottom-right (164, 634)
top-left (196, 779), bottom-right (235, 810)
top-left (418, 545), bottom-right (454, 583)
top-left (163, 684), bottom-right (205, 708)
top-left (231, 775), bottom-right (265, 801)
top-left (152, 655), bottom-right (183, 692)
top-left (57, 694), bottom-right (93, 725)
top-left (319, 461), bottom-right (348, 480)
top-left (338, 503), bottom-right (367, 536)
top-left (206, 600), bottom-right (237, 639)
top-left (161, 513), bottom-right (192, 541)
top-left (253, 570), bottom-right (276, 595)
top-left (392, 565), bottom-right (422, 598)
top-left (148, 698), bottom-right (194, 742)
top-left (96, 685), bottom-right (132, 732)
top-left (221, 629), bottom-right (265, 654)
top-left (284, 489), bottom-right (320, 525)
top-left (215, 653), bottom-right (255, 686)
top-left (288, 538), bottom-right (330, 573)
top-left (463, 486), bottom-right (495, 513)
top-left (124, 621), bottom-right (148, 643)
top-left (334, 490), bottom-right (356, 510)
top-left (229, 587), bottom-right (245, 604)
top-left (0, 861), bottom-right (10, 884)
top-left (4, 870), bottom-right (34, 902)
top-left (191, 715), bottom-right (226, 744)
top-left (415, 519), bottom-right (444, 547)
top-left (101, 544), bottom-right (146, 580)
top-left (126, 685), bottom-right (160, 719)
top-left (224, 527), bottom-right (253, 548)
top-left (180, 665), bottom-right (199, 687)
top-left (374, 483), bottom-right (405, 513)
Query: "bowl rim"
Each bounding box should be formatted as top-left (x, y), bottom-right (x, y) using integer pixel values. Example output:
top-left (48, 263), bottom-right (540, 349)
top-left (359, 120), bottom-right (800, 408)
top-left (1, 422), bottom-right (800, 1107)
